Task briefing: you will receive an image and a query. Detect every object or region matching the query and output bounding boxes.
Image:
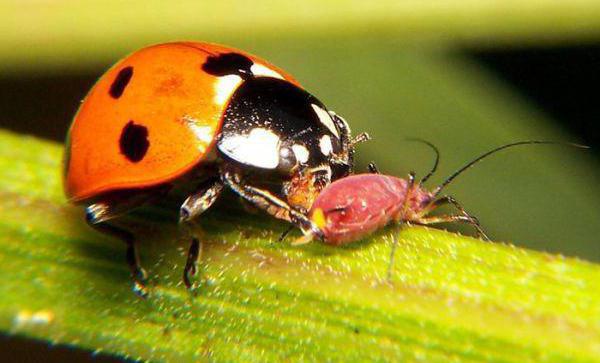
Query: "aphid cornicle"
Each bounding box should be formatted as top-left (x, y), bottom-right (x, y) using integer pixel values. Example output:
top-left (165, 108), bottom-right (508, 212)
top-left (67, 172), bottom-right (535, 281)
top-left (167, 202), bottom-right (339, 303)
top-left (297, 141), bottom-right (588, 277)
top-left (63, 42), bottom-right (368, 296)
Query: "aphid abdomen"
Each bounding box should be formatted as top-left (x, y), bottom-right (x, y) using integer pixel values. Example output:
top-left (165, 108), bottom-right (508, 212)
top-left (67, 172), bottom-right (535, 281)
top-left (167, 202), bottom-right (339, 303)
top-left (311, 174), bottom-right (407, 245)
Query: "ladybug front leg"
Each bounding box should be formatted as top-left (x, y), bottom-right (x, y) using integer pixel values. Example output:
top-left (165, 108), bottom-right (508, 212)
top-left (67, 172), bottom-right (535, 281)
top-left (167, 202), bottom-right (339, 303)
top-left (367, 162), bottom-right (380, 174)
top-left (179, 178), bottom-right (224, 291)
top-left (222, 170), bottom-right (324, 239)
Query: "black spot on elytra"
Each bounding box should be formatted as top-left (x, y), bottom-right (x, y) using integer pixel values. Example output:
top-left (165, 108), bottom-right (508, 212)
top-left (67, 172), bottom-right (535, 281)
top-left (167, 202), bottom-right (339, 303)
top-left (119, 121), bottom-right (149, 162)
top-left (202, 53), bottom-right (253, 78)
top-left (109, 66), bottom-right (133, 99)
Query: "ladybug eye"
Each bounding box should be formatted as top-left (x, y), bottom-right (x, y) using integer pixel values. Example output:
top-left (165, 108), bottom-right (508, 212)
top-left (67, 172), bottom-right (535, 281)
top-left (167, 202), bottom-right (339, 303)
top-left (278, 143), bottom-right (310, 172)
top-left (278, 147), bottom-right (296, 171)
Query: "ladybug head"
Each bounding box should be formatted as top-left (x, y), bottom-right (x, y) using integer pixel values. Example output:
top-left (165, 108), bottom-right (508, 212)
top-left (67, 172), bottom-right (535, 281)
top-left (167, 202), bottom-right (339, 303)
top-left (217, 77), bottom-right (367, 210)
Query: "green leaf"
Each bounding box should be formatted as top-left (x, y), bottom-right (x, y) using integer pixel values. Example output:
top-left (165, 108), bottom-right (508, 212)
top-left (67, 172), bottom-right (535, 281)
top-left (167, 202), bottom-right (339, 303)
top-left (1, 129), bottom-right (600, 362)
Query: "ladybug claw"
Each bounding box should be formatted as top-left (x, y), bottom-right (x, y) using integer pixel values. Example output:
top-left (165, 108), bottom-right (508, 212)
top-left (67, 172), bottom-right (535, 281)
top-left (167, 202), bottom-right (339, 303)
top-left (131, 268), bottom-right (150, 298)
top-left (183, 265), bottom-right (201, 292)
top-left (311, 226), bottom-right (325, 241)
top-left (132, 279), bottom-right (150, 298)
top-left (290, 217), bottom-right (325, 245)
top-left (292, 233), bottom-right (314, 246)
top-left (183, 238), bottom-right (202, 293)
top-left (290, 214), bottom-right (322, 238)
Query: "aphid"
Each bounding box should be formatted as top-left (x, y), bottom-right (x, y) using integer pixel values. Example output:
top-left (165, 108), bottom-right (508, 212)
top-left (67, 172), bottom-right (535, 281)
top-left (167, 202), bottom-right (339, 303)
top-left (63, 42), bottom-right (368, 296)
top-left (296, 140), bottom-right (587, 277)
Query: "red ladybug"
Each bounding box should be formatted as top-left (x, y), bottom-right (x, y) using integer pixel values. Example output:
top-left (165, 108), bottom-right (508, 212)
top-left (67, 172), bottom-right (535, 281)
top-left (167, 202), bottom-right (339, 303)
top-left (63, 42), bottom-right (367, 296)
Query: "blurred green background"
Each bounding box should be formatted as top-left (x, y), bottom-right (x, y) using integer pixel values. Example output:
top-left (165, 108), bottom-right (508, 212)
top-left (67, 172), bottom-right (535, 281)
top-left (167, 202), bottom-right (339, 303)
top-left (2, 1), bottom-right (600, 361)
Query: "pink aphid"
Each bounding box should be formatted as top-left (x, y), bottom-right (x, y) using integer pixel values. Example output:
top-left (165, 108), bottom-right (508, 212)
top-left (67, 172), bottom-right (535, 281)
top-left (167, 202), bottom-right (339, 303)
top-left (296, 140), bottom-right (586, 246)
top-left (304, 174), bottom-right (436, 245)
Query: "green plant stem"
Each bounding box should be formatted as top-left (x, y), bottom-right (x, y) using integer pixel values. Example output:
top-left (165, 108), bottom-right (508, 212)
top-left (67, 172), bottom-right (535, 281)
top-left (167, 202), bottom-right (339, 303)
top-left (1, 129), bottom-right (600, 361)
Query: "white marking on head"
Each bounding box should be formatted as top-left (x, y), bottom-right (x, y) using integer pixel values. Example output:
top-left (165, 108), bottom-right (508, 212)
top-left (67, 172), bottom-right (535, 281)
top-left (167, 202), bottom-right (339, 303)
top-left (319, 135), bottom-right (333, 156)
top-left (311, 104), bottom-right (339, 138)
top-left (218, 128), bottom-right (280, 169)
top-left (250, 64), bottom-right (284, 79)
top-left (292, 144), bottom-right (310, 164)
top-left (214, 75), bottom-right (242, 105)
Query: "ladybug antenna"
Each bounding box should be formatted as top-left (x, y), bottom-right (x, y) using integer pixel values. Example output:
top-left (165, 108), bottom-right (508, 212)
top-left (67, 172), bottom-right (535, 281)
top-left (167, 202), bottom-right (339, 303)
top-left (351, 132), bottom-right (371, 146)
top-left (431, 140), bottom-right (589, 198)
top-left (404, 138), bottom-right (440, 186)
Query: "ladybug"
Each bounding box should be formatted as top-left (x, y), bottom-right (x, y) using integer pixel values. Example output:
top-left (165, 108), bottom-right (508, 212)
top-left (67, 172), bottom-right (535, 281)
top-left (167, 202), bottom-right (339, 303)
top-left (63, 42), bottom-right (367, 296)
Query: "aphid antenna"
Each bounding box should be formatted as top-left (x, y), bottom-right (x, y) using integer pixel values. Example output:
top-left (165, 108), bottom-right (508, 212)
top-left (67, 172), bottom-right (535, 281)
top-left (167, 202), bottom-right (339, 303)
top-left (430, 140), bottom-right (589, 199)
top-left (404, 138), bottom-right (440, 186)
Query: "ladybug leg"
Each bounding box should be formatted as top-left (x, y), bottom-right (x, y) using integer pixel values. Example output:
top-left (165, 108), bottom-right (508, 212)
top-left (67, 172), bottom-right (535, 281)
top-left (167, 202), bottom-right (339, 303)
top-left (277, 225), bottom-right (295, 242)
top-left (179, 179), bottom-right (224, 291)
top-left (85, 186), bottom-right (170, 297)
top-left (367, 162), bottom-right (380, 174)
top-left (85, 204), bottom-right (150, 298)
top-left (182, 235), bottom-right (203, 292)
top-left (179, 179), bottom-right (224, 222)
top-left (329, 111), bottom-right (370, 175)
top-left (222, 170), bottom-right (324, 239)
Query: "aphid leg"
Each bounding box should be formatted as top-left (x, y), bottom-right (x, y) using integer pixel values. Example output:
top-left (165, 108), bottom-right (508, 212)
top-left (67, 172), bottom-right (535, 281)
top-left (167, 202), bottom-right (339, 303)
top-left (429, 196), bottom-right (489, 240)
top-left (367, 162), bottom-right (380, 174)
top-left (386, 229), bottom-right (401, 282)
top-left (222, 170), bottom-right (324, 240)
top-left (86, 206), bottom-right (149, 298)
top-left (386, 172), bottom-right (416, 281)
top-left (179, 178), bottom-right (224, 291)
top-left (326, 206), bottom-right (349, 214)
top-left (399, 172), bottom-right (416, 219)
top-left (415, 214), bottom-right (490, 240)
